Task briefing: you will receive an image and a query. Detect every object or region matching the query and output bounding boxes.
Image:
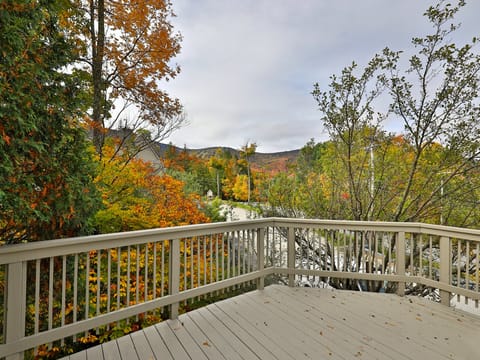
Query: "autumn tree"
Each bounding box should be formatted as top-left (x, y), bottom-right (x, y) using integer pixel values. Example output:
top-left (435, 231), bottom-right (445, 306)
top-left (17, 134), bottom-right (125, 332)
top-left (0, 0), bottom-right (101, 244)
top-left (311, 0), bottom-right (480, 225)
top-left (208, 149), bottom-right (226, 198)
top-left (380, 0), bottom-right (480, 223)
top-left (265, 0), bottom-right (480, 293)
top-left (238, 142), bottom-right (257, 203)
top-left (94, 141), bottom-right (209, 233)
top-left (71, 0), bottom-right (184, 156)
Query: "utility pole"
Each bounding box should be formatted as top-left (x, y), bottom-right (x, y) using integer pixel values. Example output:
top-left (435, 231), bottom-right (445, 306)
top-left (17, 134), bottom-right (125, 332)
top-left (368, 136), bottom-right (375, 221)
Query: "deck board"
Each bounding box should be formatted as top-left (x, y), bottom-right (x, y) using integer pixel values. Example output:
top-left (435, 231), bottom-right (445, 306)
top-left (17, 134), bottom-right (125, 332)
top-left (116, 335), bottom-right (139, 360)
top-left (60, 285), bottom-right (480, 360)
top-left (99, 340), bottom-right (121, 360)
top-left (142, 326), bottom-right (173, 360)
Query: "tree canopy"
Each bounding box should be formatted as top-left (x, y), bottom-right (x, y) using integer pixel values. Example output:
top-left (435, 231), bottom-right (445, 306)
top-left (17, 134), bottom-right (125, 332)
top-left (0, 0), bottom-right (101, 243)
top-left (268, 0), bottom-right (480, 228)
top-left (72, 0), bottom-right (184, 155)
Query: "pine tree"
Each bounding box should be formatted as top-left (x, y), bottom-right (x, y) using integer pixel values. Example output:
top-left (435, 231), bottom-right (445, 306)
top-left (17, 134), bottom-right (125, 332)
top-left (0, 0), bottom-right (101, 243)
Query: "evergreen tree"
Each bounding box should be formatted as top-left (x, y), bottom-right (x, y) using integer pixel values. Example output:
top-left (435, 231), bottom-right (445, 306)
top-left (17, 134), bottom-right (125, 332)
top-left (0, 0), bottom-right (100, 243)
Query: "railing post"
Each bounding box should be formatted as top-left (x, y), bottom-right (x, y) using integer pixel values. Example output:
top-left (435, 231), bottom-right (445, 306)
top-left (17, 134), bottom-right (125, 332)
top-left (256, 227), bottom-right (265, 290)
top-left (5, 262), bottom-right (27, 360)
top-left (439, 236), bottom-right (451, 307)
top-left (288, 227), bottom-right (295, 287)
top-left (169, 239), bottom-right (180, 319)
top-left (396, 232), bottom-right (405, 297)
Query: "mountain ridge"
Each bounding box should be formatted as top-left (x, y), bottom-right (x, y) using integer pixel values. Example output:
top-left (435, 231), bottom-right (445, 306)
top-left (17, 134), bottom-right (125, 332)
top-left (159, 143), bottom-right (300, 173)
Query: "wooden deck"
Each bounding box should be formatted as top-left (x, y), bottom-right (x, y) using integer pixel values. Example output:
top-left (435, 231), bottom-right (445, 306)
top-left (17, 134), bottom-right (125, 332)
top-left (61, 285), bottom-right (480, 360)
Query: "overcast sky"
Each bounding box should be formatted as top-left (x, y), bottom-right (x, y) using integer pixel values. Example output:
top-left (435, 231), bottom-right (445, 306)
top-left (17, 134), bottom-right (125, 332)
top-left (162, 0), bottom-right (480, 153)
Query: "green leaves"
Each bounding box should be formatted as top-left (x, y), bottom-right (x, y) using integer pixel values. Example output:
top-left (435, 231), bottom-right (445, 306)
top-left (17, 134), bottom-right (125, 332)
top-left (0, 0), bottom-right (101, 243)
top-left (305, 0), bottom-right (480, 226)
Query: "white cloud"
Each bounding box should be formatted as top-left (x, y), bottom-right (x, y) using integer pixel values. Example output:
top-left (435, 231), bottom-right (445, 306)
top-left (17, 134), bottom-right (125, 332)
top-left (163, 0), bottom-right (480, 153)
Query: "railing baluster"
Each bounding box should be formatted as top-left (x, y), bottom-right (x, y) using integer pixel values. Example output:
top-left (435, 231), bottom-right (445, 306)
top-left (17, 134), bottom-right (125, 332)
top-left (257, 227), bottom-right (265, 290)
top-left (153, 243), bottom-right (157, 298)
top-left (242, 230), bottom-right (246, 275)
top-left (266, 227), bottom-right (270, 267)
top-left (145, 243), bottom-right (149, 302)
top-left (409, 235), bottom-right (414, 275)
top-left (439, 236), bottom-right (451, 306)
top-left (189, 238), bottom-right (193, 291)
top-left (48, 257), bottom-right (53, 332)
top-left (466, 241), bottom-right (470, 297)
top-left (182, 239), bottom-right (186, 293)
top-left (85, 253), bottom-right (90, 326)
top-left (428, 236), bottom-right (433, 279)
top-left (216, 234), bottom-right (220, 284)
top-left (419, 235), bottom-right (423, 277)
top-left (368, 231), bottom-right (372, 274)
top-left (203, 235), bottom-right (207, 286)
top-left (34, 259), bottom-right (40, 335)
top-left (396, 232), bottom-right (406, 296)
top-left (161, 243), bottom-right (165, 297)
top-left (116, 248), bottom-right (121, 315)
top-left (288, 226), bottom-right (295, 287)
top-left (237, 231), bottom-right (241, 277)
top-left (107, 249), bottom-right (111, 314)
top-left (61, 255), bottom-right (66, 345)
top-left (169, 239), bottom-right (180, 319)
top-left (136, 245), bottom-right (140, 311)
top-left (5, 262), bottom-right (27, 360)
top-left (73, 253), bottom-right (78, 341)
top-left (457, 239), bottom-right (461, 293)
top-left (126, 246), bottom-right (131, 310)
top-left (97, 250), bottom-right (101, 321)
top-left (210, 234), bottom-right (214, 284)
top-left (197, 236), bottom-right (201, 288)
top-left (476, 243), bottom-right (479, 308)
top-left (227, 232), bottom-right (231, 279)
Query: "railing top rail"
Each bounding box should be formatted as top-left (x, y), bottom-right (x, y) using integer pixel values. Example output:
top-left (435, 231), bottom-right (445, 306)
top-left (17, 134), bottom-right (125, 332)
top-left (270, 218), bottom-right (480, 241)
top-left (2, 217), bottom-right (480, 265)
top-left (0, 218), bottom-right (273, 265)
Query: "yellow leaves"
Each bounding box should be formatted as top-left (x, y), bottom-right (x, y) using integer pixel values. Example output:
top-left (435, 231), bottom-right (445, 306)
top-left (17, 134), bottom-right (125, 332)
top-left (232, 175), bottom-right (249, 201)
top-left (78, 334), bottom-right (98, 344)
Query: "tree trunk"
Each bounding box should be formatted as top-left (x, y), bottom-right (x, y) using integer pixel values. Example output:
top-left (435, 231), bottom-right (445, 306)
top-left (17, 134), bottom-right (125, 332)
top-left (90, 0), bottom-right (106, 155)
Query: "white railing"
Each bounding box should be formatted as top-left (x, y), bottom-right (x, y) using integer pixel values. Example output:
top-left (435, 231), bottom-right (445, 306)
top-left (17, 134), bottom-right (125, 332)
top-left (0, 218), bottom-right (479, 359)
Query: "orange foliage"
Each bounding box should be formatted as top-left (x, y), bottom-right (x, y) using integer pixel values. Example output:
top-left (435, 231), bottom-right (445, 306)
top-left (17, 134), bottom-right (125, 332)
top-left (94, 141), bottom-right (209, 233)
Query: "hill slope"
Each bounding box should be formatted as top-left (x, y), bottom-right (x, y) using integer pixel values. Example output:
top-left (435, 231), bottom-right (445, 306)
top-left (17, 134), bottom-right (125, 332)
top-left (159, 144), bottom-right (300, 173)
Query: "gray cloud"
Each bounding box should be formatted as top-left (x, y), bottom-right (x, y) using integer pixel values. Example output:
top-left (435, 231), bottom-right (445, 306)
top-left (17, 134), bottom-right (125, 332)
top-left (163, 0), bottom-right (480, 153)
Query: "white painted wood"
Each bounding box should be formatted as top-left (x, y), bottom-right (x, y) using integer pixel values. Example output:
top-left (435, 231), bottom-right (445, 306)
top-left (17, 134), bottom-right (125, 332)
top-left (85, 345), bottom-right (104, 360)
top-left (207, 302), bottom-right (281, 359)
top-left (154, 321), bottom-right (190, 359)
top-left (213, 297), bottom-right (294, 359)
top-left (169, 239), bottom-right (180, 319)
top-left (166, 319), bottom-right (208, 360)
top-left (3, 218), bottom-right (480, 356)
top-left (130, 330), bottom-right (156, 359)
top-left (142, 325), bottom-right (173, 359)
top-left (195, 306), bottom-right (259, 360)
top-left (62, 286), bottom-right (480, 359)
top-left (186, 309), bottom-right (244, 360)
top-left (176, 313), bottom-right (226, 359)
top-left (287, 227), bottom-right (295, 287)
top-left (101, 340), bottom-right (121, 360)
top-left (213, 293), bottom-right (317, 359)
top-left (440, 235), bottom-right (451, 306)
top-left (5, 262), bottom-right (26, 360)
top-left (396, 231), bottom-right (405, 296)
top-left (248, 288), bottom-right (391, 358)
top-left (116, 334), bottom-right (139, 360)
